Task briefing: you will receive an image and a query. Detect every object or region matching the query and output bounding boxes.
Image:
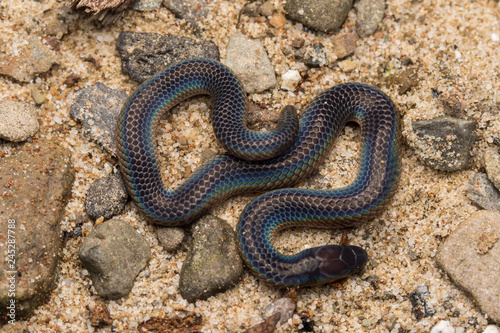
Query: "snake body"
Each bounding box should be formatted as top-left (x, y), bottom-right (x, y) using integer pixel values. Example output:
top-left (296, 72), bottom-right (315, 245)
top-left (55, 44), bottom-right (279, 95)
top-left (116, 59), bottom-right (401, 287)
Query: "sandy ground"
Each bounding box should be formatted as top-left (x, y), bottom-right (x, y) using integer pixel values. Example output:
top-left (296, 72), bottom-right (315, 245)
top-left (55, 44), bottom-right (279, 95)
top-left (1, 0), bottom-right (500, 332)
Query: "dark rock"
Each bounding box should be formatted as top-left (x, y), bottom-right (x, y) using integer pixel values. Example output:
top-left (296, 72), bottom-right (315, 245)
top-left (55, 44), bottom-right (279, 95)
top-left (466, 173), bottom-right (500, 211)
top-left (285, 0), bottom-right (353, 33)
top-left (0, 99), bottom-right (39, 142)
top-left (409, 285), bottom-right (436, 321)
top-left (179, 215), bottom-right (243, 302)
top-left (0, 138), bottom-right (74, 323)
top-left (387, 68), bottom-right (418, 95)
top-left (355, 0), bottom-right (385, 37)
top-left (85, 172), bottom-right (128, 220)
top-left (163, 0), bottom-right (209, 32)
top-left (225, 33), bottom-right (277, 93)
top-left (0, 36), bottom-right (57, 83)
top-left (411, 117), bottom-right (476, 171)
top-left (117, 32), bottom-right (219, 82)
top-left (243, 2), bottom-right (262, 17)
top-left (79, 218), bottom-right (151, 299)
top-left (305, 43), bottom-right (329, 68)
top-left (70, 82), bottom-right (128, 156)
top-left (156, 226), bottom-right (185, 251)
top-left (436, 211), bottom-right (500, 323)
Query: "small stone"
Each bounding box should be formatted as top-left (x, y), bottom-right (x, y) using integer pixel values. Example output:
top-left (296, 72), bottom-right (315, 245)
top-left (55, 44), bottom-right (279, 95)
top-left (117, 32), bottom-right (219, 82)
top-left (305, 43), bottom-right (329, 67)
top-left (439, 95), bottom-right (464, 118)
top-left (44, 19), bottom-right (69, 39)
top-left (260, 1), bottom-right (275, 17)
top-left (163, 0), bottom-right (209, 32)
top-left (225, 33), bottom-right (277, 93)
top-left (87, 302), bottom-right (113, 327)
top-left (285, 0), bottom-right (353, 33)
top-left (484, 325), bottom-right (500, 333)
top-left (31, 88), bottom-right (47, 105)
top-left (338, 59), bottom-right (356, 72)
top-left (132, 0), bottom-right (163, 11)
top-left (409, 285), bottom-right (436, 321)
top-left (262, 297), bottom-right (296, 325)
top-left (484, 147), bottom-right (500, 191)
top-left (79, 218), bottom-right (151, 299)
top-left (430, 320), bottom-right (454, 333)
top-left (70, 82), bottom-right (129, 155)
top-left (291, 38), bottom-right (305, 49)
top-left (332, 32), bottom-right (357, 59)
top-left (269, 13), bottom-right (287, 29)
top-left (179, 215), bottom-right (243, 302)
top-left (355, 0), bottom-right (385, 37)
top-left (466, 173), bottom-right (500, 211)
top-left (436, 211), bottom-right (500, 323)
top-left (65, 74), bottom-right (81, 87)
top-left (85, 173), bottom-right (128, 220)
top-left (281, 69), bottom-right (302, 91)
top-left (0, 99), bottom-right (39, 142)
top-left (243, 2), bottom-right (262, 17)
top-left (156, 227), bottom-right (185, 251)
top-left (387, 68), bottom-right (418, 95)
top-left (410, 117), bottom-right (476, 171)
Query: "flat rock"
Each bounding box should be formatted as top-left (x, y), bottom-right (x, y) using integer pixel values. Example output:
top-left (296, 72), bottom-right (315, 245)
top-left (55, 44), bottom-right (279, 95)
top-left (225, 33), bottom-right (277, 93)
top-left (0, 37), bottom-right (57, 82)
top-left (70, 82), bottom-right (128, 156)
top-left (436, 211), bottom-right (500, 323)
top-left (484, 147), bottom-right (500, 191)
top-left (410, 117), bottom-right (476, 171)
top-left (0, 99), bottom-right (39, 142)
top-left (0, 138), bottom-right (74, 323)
top-left (355, 0), bottom-right (386, 37)
top-left (163, 0), bottom-right (209, 32)
top-left (179, 215), bottom-right (243, 302)
top-left (285, 0), bottom-right (353, 33)
top-left (117, 32), bottom-right (220, 82)
top-left (466, 173), bottom-right (500, 211)
top-left (305, 43), bottom-right (329, 68)
top-left (84, 172), bottom-right (128, 220)
top-left (79, 218), bottom-right (151, 299)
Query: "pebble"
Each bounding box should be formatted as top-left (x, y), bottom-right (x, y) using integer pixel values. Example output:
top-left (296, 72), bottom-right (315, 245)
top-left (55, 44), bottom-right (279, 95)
top-left (262, 297), bottom-right (296, 325)
top-left (0, 99), bottom-right (39, 142)
top-left (337, 59), bottom-right (357, 72)
top-left (436, 210), bottom-right (500, 323)
top-left (409, 285), bottom-right (436, 321)
top-left (84, 172), bottom-right (128, 220)
top-left (117, 32), bottom-right (219, 82)
top-left (260, 1), bottom-right (275, 17)
top-left (0, 36), bottom-right (57, 82)
top-left (156, 226), bottom-right (185, 251)
top-left (281, 69), bottom-right (301, 91)
top-left (355, 0), bottom-right (386, 37)
top-left (332, 32), bottom-right (358, 59)
top-left (484, 147), bottom-right (500, 191)
top-left (132, 0), bottom-right (163, 11)
top-left (225, 33), bottom-right (277, 93)
top-left (163, 0), bottom-right (209, 32)
top-left (0, 138), bottom-right (74, 322)
top-left (269, 13), bottom-right (287, 29)
top-left (305, 43), bottom-right (329, 68)
top-left (430, 320), bottom-right (455, 333)
top-left (410, 117), bottom-right (476, 171)
top-left (31, 87), bottom-right (47, 105)
top-left (484, 325), bottom-right (500, 333)
top-left (243, 312), bottom-right (280, 333)
top-left (79, 218), bottom-right (151, 299)
top-left (466, 173), bottom-right (500, 211)
top-left (284, 0), bottom-right (353, 33)
top-left (243, 2), bottom-right (261, 17)
top-left (69, 82), bottom-right (128, 156)
top-left (179, 215), bottom-right (243, 302)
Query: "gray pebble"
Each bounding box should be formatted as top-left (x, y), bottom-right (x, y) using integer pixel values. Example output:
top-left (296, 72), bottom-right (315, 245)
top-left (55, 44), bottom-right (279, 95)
top-left (466, 173), bottom-right (500, 211)
top-left (285, 0), bottom-right (353, 33)
top-left (70, 82), bottom-right (128, 156)
top-left (179, 215), bottom-right (243, 302)
top-left (156, 226), bottom-right (185, 251)
top-left (225, 33), bottom-right (277, 93)
top-left (355, 0), bottom-right (385, 37)
top-left (117, 32), bottom-right (219, 83)
top-left (79, 218), bottom-right (151, 299)
top-left (0, 99), bottom-right (39, 142)
top-left (436, 211), bottom-right (500, 323)
top-left (332, 32), bottom-right (358, 59)
top-left (84, 173), bottom-right (128, 220)
top-left (132, 0), bottom-right (163, 11)
top-left (410, 117), bottom-right (476, 171)
top-left (163, 0), bottom-right (209, 32)
top-left (409, 285), bottom-right (436, 321)
top-left (305, 43), bottom-right (329, 68)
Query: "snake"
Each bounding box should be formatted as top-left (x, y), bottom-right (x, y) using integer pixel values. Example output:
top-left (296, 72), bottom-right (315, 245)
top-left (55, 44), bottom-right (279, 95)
top-left (116, 59), bottom-right (401, 287)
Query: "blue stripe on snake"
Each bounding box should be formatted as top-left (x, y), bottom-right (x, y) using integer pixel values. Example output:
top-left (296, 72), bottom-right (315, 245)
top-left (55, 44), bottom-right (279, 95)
top-left (116, 59), bottom-right (401, 287)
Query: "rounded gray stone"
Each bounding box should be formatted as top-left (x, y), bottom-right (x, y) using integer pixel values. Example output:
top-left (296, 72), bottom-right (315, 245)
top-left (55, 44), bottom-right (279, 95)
top-left (0, 99), bottom-right (39, 142)
top-left (84, 173), bottom-right (128, 220)
top-left (156, 226), bottom-right (185, 251)
top-left (355, 0), bottom-right (386, 37)
top-left (285, 0), bottom-right (353, 33)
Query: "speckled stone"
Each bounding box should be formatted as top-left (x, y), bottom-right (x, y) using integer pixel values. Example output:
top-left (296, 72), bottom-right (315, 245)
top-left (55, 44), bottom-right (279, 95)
top-left (132, 0), bottom-right (162, 11)
top-left (436, 211), bottom-right (500, 323)
top-left (355, 0), bottom-right (385, 37)
top-left (262, 297), bottom-right (296, 325)
top-left (285, 0), bottom-right (353, 33)
top-left (84, 172), bottom-right (128, 220)
top-left (332, 32), bottom-right (358, 59)
top-left (305, 43), bottom-right (329, 68)
top-left (225, 33), bottom-right (277, 93)
top-left (0, 99), bottom-right (39, 142)
top-left (79, 218), bottom-right (151, 299)
top-left (430, 320), bottom-right (454, 333)
top-left (179, 215), bottom-right (243, 302)
top-left (163, 0), bottom-right (209, 32)
top-left (156, 226), bottom-right (185, 251)
top-left (466, 173), bottom-right (500, 211)
top-left (70, 82), bottom-right (128, 156)
top-left (484, 147), bottom-right (500, 191)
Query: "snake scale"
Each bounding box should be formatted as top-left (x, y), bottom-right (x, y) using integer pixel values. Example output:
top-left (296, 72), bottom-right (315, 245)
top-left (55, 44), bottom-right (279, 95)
top-left (116, 59), bottom-right (401, 287)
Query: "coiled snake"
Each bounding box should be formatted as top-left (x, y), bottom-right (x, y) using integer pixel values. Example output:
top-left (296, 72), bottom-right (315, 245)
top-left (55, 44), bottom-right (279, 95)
top-left (116, 59), bottom-right (401, 287)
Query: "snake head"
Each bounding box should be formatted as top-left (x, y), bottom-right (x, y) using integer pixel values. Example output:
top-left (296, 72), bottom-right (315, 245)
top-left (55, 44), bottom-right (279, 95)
top-left (313, 245), bottom-right (368, 284)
